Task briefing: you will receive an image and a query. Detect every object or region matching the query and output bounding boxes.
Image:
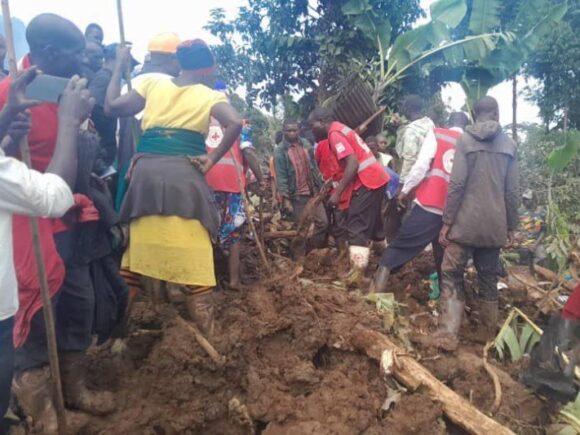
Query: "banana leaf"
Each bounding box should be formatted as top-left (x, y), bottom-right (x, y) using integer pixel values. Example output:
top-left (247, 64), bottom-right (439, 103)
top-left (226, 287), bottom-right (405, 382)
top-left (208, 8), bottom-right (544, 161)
top-left (468, 0), bottom-right (502, 34)
top-left (430, 0), bottom-right (468, 28)
top-left (548, 131), bottom-right (580, 173)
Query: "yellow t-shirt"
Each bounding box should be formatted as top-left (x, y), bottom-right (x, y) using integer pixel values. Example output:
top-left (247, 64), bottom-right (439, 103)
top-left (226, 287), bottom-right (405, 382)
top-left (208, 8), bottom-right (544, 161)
top-left (135, 76), bottom-right (228, 135)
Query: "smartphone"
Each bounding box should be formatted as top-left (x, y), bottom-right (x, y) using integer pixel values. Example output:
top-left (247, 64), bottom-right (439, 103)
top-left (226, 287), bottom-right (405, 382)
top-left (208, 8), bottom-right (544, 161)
top-left (24, 74), bottom-right (69, 103)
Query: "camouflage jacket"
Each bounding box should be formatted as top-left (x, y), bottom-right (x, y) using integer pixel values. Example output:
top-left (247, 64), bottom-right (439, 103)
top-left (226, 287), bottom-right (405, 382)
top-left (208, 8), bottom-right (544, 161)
top-left (395, 116), bottom-right (435, 181)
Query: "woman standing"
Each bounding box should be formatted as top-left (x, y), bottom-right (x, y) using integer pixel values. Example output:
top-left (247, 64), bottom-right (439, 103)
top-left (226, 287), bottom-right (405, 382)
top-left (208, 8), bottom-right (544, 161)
top-left (105, 40), bottom-right (242, 335)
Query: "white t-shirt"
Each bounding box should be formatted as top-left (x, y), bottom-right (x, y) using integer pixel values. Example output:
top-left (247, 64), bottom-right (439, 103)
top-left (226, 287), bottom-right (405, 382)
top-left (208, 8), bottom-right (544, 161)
top-left (0, 150), bottom-right (74, 320)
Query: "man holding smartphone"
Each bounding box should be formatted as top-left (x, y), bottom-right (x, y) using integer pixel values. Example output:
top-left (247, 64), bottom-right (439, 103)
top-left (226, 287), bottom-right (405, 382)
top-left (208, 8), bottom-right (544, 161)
top-left (0, 68), bottom-right (93, 434)
top-left (0, 14), bottom-right (115, 431)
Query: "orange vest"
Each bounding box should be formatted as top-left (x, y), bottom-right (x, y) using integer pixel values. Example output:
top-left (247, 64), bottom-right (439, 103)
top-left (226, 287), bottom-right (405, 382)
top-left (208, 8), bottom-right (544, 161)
top-left (415, 128), bottom-right (461, 211)
top-left (328, 122), bottom-right (389, 191)
top-left (205, 118), bottom-right (245, 193)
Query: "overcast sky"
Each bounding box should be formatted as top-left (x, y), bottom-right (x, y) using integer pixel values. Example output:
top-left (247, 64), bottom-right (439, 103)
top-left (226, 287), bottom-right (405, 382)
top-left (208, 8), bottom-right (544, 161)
top-left (8, 0), bottom-right (539, 125)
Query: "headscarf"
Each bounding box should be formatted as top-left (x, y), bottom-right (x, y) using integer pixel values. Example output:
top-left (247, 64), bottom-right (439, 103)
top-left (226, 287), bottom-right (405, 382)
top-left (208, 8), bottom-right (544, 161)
top-left (176, 39), bottom-right (216, 77)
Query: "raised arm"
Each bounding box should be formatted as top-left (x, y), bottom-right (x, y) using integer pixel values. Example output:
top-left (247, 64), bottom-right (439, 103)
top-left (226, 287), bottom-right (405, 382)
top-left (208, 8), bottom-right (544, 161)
top-left (104, 46), bottom-right (145, 118)
top-left (46, 76), bottom-right (95, 188)
top-left (0, 68), bottom-right (42, 154)
top-left (0, 76), bottom-right (94, 217)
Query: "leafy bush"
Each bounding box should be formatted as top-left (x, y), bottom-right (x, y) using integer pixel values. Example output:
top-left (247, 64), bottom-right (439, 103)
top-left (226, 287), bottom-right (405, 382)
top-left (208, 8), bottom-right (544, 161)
top-left (518, 127), bottom-right (579, 271)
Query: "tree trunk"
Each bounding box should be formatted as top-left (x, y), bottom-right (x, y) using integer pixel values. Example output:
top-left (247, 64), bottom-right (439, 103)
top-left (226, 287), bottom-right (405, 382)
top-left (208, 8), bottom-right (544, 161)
top-left (512, 75), bottom-right (518, 143)
top-left (349, 326), bottom-right (515, 435)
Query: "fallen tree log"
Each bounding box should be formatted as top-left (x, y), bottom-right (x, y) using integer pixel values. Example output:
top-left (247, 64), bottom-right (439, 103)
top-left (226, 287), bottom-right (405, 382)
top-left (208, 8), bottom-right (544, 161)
top-left (349, 326), bottom-right (515, 435)
top-left (533, 264), bottom-right (576, 291)
top-left (263, 230), bottom-right (298, 240)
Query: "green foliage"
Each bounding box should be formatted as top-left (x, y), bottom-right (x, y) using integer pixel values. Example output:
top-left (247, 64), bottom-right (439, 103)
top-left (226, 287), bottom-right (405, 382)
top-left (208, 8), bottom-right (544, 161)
top-left (525, 1), bottom-right (580, 129)
top-left (518, 127), bottom-right (579, 222)
top-left (494, 308), bottom-right (542, 362)
top-left (439, 0), bottom-right (569, 109)
top-left (468, 0), bottom-right (501, 34)
top-left (205, 0), bottom-right (423, 112)
top-left (560, 391), bottom-right (580, 433)
top-left (519, 127), bottom-right (579, 271)
top-left (548, 130), bottom-right (580, 173)
top-left (431, 0), bottom-right (468, 28)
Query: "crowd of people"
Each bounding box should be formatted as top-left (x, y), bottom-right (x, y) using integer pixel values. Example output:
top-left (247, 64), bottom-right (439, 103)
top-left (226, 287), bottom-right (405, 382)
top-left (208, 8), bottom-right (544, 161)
top-left (1, 10), bottom-right (576, 435)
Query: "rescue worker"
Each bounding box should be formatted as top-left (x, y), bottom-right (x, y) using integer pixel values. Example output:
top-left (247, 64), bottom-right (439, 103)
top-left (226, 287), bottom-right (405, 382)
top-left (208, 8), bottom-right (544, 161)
top-left (431, 96), bottom-right (519, 351)
top-left (314, 138), bottom-right (352, 257)
top-left (308, 108), bottom-right (389, 284)
top-left (205, 88), bottom-right (264, 290)
top-left (370, 112), bottom-right (469, 293)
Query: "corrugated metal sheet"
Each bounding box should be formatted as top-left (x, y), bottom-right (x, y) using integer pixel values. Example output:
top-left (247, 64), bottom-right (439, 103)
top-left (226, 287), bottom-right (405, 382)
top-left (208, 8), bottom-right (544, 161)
top-left (331, 78), bottom-right (383, 136)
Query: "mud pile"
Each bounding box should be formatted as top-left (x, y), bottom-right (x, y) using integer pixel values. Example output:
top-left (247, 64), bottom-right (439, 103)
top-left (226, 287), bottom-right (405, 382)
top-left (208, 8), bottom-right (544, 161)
top-left (83, 251), bottom-right (549, 434)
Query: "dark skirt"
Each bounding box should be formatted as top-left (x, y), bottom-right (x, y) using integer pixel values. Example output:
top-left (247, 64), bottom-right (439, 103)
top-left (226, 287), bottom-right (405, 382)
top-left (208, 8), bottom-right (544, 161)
top-left (119, 154), bottom-right (220, 240)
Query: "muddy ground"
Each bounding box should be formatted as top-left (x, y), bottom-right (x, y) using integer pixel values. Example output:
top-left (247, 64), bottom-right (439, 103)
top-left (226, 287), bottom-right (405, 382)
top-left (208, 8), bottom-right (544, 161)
top-left (72, 245), bottom-right (556, 434)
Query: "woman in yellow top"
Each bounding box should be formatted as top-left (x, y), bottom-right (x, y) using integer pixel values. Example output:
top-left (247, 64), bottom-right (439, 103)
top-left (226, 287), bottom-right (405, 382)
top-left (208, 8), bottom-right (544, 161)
top-left (105, 40), bottom-right (242, 335)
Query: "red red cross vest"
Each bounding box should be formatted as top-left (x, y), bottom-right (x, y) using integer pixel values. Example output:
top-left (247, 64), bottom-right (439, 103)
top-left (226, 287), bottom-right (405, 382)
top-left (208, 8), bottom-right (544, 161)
top-left (415, 127), bottom-right (462, 211)
top-left (328, 122), bottom-right (389, 190)
top-left (205, 117), bottom-right (245, 193)
top-left (315, 139), bottom-right (353, 210)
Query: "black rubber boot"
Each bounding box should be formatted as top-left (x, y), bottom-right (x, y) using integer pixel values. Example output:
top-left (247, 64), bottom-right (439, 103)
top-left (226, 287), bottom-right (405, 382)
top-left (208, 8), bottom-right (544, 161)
top-left (432, 287), bottom-right (465, 352)
top-left (520, 315), bottom-right (580, 401)
top-left (369, 266), bottom-right (391, 294)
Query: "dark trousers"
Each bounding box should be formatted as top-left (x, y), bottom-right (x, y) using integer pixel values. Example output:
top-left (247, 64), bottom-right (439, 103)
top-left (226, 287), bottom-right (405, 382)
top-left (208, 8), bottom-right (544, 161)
top-left (328, 207), bottom-right (348, 245)
top-left (15, 266), bottom-right (94, 373)
top-left (441, 242), bottom-right (500, 301)
top-left (292, 194), bottom-right (329, 249)
top-left (383, 198), bottom-right (404, 243)
top-left (379, 205), bottom-right (444, 278)
top-left (347, 186), bottom-right (385, 246)
top-left (0, 316), bottom-right (14, 435)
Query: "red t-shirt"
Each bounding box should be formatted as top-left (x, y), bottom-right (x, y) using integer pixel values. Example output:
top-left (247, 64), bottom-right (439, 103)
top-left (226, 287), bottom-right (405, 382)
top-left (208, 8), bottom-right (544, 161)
top-left (0, 77), bottom-right (59, 172)
top-left (0, 75), bottom-right (65, 347)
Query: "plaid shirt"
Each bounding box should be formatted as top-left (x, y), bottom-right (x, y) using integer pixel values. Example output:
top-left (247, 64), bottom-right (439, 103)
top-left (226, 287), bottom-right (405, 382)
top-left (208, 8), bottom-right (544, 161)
top-left (287, 143), bottom-right (313, 195)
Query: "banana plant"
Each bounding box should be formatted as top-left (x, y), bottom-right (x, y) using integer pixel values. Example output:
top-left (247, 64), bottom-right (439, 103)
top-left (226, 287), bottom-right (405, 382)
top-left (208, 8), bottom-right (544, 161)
top-left (341, 0), bottom-right (504, 105)
top-left (457, 0), bottom-right (569, 109)
top-left (342, 0), bottom-right (569, 110)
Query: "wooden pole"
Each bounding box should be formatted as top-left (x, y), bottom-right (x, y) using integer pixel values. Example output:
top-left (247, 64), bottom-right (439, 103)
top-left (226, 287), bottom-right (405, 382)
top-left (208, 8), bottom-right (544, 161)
top-left (115, 0), bottom-right (141, 167)
top-left (350, 326), bottom-right (515, 435)
top-left (355, 106), bottom-right (386, 136)
top-left (116, 0), bottom-right (132, 91)
top-left (512, 75), bottom-right (518, 144)
top-left (1, 2), bottom-right (67, 433)
top-left (232, 156), bottom-right (272, 274)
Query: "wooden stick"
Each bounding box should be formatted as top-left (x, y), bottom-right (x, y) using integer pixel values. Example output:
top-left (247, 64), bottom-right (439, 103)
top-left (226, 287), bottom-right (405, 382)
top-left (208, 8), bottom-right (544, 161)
top-left (263, 230), bottom-right (298, 240)
top-left (231, 156), bottom-right (272, 274)
top-left (355, 106), bottom-right (386, 135)
top-left (533, 264), bottom-right (576, 291)
top-left (483, 340), bottom-right (502, 414)
top-left (116, 0), bottom-right (133, 91)
top-left (258, 194), bottom-right (265, 240)
top-left (1, 2), bottom-right (67, 433)
top-left (175, 315), bottom-right (225, 367)
top-left (350, 326), bottom-right (515, 435)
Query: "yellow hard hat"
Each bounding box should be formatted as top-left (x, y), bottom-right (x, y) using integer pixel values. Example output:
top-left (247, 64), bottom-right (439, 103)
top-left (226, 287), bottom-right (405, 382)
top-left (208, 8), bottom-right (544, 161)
top-left (148, 32), bottom-right (181, 54)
